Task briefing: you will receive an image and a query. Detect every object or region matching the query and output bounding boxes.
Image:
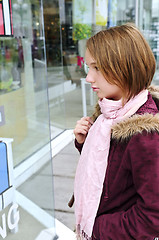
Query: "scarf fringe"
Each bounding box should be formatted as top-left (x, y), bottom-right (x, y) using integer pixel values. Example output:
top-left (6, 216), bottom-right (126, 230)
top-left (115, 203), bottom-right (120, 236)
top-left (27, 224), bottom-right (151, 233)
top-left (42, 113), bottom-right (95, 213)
top-left (76, 224), bottom-right (92, 240)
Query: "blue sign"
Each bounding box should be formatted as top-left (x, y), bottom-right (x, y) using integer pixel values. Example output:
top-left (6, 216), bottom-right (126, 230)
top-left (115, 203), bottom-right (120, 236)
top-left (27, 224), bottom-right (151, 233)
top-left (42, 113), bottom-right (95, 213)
top-left (0, 142), bottom-right (9, 194)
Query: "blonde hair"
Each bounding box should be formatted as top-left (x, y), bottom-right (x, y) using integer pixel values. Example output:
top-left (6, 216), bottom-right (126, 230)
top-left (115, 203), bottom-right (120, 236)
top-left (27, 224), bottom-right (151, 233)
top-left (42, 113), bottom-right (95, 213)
top-left (86, 23), bottom-right (156, 101)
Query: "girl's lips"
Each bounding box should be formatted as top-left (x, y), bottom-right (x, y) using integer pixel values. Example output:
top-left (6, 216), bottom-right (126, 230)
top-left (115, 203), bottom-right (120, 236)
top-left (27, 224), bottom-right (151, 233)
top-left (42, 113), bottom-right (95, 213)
top-left (92, 87), bottom-right (99, 92)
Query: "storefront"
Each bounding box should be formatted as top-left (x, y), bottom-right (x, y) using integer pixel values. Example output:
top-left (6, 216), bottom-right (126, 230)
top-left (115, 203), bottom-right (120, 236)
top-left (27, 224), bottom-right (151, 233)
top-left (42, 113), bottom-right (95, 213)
top-left (0, 0), bottom-right (158, 239)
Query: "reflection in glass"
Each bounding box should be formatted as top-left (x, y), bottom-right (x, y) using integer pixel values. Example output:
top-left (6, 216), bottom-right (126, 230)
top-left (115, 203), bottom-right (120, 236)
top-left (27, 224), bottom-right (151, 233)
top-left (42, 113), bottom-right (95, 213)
top-left (0, 0), bottom-right (56, 239)
top-left (138, 0), bottom-right (159, 84)
top-left (0, 0), bottom-right (50, 166)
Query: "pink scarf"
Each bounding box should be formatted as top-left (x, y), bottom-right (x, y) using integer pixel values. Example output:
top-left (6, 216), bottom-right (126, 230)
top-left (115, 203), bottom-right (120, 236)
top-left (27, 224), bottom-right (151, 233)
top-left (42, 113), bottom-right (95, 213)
top-left (74, 90), bottom-right (148, 239)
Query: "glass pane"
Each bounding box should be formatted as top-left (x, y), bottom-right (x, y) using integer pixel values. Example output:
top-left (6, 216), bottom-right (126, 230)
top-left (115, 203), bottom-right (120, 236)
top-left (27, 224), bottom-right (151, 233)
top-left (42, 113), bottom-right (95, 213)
top-left (138, 0), bottom-right (159, 85)
top-left (43, 0), bottom-right (66, 139)
top-left (0, 0), bottom-right (51, 166)
top-left (0, 0), bottom-right (56, 239)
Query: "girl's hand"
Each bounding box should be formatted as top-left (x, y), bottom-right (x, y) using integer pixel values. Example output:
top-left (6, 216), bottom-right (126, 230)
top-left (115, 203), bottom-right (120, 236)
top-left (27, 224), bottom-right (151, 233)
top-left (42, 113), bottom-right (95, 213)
top-left (74, 117), bottom-right (93, 144)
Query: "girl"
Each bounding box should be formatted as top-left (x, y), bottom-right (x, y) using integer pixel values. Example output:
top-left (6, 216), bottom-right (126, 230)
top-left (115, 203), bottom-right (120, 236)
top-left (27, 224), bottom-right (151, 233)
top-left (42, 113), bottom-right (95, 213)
top-left (73, 24), bottom-right (159, 239)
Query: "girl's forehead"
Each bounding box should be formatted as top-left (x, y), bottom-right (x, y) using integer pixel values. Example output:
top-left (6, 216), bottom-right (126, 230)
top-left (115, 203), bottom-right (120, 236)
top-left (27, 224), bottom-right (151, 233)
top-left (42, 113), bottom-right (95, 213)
top-left (85, 49), bottom-right (96, 65)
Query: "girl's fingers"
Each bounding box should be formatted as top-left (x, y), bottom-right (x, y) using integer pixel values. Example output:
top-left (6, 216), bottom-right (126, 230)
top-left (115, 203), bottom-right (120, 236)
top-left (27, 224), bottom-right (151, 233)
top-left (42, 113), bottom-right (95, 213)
top-left (75, 125), bottom-right (90, 134)
top-left (75, 124), bottom-right (91, 135)
top-left (77, 117), bottom-right (93, 128)
top-left (74, 117), bottom-right (94, 143)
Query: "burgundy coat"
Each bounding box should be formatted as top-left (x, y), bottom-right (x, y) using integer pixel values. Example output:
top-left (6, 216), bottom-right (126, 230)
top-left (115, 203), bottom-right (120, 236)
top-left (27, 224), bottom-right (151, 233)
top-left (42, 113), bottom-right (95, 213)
top-left (75, 86), bottom-right (159, 240)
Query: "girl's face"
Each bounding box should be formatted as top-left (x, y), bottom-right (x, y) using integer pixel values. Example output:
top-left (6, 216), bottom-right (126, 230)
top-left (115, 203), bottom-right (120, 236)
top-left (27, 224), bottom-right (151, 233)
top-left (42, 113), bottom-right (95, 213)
top-left (85, 49), bottom-right (123, 100)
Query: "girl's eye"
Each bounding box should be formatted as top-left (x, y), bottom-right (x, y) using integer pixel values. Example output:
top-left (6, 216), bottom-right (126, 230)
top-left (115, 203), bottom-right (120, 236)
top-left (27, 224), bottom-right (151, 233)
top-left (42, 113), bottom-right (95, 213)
top-left (94, 66), bottom-right (99, 71)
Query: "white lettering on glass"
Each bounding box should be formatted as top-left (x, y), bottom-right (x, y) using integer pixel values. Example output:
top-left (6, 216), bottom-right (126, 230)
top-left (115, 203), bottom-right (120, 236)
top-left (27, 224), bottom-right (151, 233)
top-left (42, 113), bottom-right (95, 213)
top-left (0, 203), bottom-right (20, 239)
top-left (8, 203), bottom-right (20, 230)
top-left (0, 214), bottom-right (7, 239)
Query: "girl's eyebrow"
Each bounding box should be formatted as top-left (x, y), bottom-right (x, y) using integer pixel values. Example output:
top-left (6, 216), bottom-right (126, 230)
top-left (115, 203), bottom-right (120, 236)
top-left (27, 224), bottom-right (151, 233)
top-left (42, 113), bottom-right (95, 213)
top-left (86, 62), bottom-right (97, 66)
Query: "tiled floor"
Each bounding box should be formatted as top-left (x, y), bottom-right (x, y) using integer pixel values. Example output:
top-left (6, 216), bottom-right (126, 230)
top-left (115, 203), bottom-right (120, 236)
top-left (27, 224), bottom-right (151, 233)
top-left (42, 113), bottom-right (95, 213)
top-left (53, 141), bottom-right (79, 230)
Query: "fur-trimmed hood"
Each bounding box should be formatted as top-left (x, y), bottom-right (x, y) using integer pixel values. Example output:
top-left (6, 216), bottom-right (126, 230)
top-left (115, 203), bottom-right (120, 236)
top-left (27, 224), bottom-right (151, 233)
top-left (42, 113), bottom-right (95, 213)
top-left (111, 85), bottom-right (159, 141)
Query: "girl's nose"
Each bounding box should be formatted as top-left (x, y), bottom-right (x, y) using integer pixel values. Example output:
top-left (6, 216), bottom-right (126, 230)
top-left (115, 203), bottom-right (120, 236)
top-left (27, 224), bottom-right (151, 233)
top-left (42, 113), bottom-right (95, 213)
top-left (86, 72), bottom-right (95, 83)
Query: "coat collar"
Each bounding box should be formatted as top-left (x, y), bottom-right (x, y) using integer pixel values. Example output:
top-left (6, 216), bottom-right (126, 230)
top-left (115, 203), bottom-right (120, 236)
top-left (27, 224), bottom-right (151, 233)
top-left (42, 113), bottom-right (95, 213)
top-left (111, 85), bottom-right (159, 141)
